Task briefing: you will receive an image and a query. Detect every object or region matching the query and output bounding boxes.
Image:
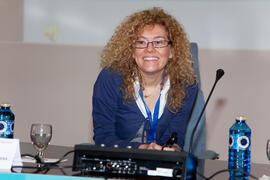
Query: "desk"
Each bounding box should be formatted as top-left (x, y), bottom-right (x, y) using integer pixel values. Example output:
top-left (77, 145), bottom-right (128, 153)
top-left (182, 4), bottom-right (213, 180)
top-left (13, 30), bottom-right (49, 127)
top-left (0, 173), bottom-right (100, 180)
top-left (19, 142), bottom-right (270, 179)
top-left (20, 142), bottom-right (74, 176)
top-left (204, 159), bottom-right (270, 179)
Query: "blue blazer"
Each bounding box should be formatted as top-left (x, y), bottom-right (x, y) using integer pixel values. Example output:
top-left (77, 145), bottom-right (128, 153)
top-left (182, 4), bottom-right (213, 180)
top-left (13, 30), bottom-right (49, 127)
top-left (92, 69), bottom-right (198, 149)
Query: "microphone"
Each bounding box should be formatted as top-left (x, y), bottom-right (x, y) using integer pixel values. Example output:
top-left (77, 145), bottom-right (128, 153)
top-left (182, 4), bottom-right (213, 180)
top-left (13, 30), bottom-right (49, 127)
top-left (188, 69), bottom-right (224, 156)
top-left (162, 132), bottom-right (178, 150)
top-left (166, 132), bottom-right (178, 148)
top-left (216, 69), bottom-right (225, 81)
top-left (185, 69), bottom-right (224, 179)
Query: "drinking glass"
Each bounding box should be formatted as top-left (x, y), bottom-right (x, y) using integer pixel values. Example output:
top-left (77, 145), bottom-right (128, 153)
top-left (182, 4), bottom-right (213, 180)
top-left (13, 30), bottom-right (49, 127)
top-left (266, 139), bottom-right (270, 161)
top-left (30, 123), bottom-right (52, 160)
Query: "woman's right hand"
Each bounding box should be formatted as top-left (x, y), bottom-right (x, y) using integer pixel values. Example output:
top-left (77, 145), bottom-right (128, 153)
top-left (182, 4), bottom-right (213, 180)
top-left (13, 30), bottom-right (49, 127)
top-left (139, 143), bottom-right (181, 152)
top-left (138, 143), bottom-right (163, 150)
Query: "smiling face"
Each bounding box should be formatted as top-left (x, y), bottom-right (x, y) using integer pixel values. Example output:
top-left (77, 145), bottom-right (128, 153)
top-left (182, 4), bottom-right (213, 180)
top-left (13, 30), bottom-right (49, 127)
top-left (133, 24), bottom-right (173, 78)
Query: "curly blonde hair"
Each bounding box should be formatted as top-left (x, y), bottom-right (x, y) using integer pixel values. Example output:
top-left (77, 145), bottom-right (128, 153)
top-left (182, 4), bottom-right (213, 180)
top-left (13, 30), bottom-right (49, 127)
top-left (101, 7), bottom-right (196, 113)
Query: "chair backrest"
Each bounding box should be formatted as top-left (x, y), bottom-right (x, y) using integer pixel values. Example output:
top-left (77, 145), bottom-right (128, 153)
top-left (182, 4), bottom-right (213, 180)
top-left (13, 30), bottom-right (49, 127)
top-left (183, 42), bottom-right (206, 156)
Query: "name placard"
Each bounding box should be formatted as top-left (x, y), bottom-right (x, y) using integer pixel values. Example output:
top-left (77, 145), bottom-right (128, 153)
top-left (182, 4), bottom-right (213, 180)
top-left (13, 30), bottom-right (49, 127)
top-left (0, 138), bottom-right (22, 172)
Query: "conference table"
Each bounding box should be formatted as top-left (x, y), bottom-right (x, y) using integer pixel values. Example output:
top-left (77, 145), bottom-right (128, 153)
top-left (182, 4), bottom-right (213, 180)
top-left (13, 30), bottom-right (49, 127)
top-left (15, 142), bottom-right (270, 179)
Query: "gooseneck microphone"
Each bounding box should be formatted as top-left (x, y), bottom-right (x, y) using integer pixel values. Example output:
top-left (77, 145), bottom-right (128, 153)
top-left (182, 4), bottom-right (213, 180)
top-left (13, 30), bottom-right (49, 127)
top-left (188, 69), bottom-right (225, 154)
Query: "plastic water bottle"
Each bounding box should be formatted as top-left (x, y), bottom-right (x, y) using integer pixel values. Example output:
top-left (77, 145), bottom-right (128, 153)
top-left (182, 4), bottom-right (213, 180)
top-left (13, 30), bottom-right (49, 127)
top-left (228, 116), bottom-right (251, 180)
top-left (0, 103), bottom-right (15, 138)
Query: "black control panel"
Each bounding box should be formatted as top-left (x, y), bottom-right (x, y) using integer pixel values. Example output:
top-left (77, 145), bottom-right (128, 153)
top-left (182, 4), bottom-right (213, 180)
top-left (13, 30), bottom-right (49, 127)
top-left (72, 144), bottom-right (188, 179)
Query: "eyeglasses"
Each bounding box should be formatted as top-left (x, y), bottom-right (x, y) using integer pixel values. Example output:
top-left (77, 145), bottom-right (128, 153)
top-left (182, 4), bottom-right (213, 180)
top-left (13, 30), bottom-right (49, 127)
top-left (133, 40), bottom-right (172, 49)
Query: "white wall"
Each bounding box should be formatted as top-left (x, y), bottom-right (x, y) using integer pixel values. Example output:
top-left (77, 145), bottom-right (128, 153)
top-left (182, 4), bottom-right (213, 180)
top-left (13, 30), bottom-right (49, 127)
top-left (24, 0), bottom-right (270, 49)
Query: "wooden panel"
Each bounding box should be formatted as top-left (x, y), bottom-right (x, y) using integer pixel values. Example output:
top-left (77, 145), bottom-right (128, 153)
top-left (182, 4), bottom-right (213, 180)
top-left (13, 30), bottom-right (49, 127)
top-left (0, 0), bottom-right (23, 41)
top-left (199, 49), bottom-right (270, 164)
top-left (0, 42), bottom-right (102, 146)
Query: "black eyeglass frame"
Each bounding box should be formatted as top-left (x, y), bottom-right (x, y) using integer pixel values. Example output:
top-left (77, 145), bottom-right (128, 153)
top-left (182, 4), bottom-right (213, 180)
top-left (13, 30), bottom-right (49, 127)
top-left (133, 40), bottom-right (172, 49)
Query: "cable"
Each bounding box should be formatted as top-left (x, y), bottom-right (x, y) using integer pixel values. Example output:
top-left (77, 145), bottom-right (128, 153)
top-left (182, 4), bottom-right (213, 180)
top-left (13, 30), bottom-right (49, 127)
top-left (196, 170), bottom-right (209, 180)
top-left (38, 150), bottom-right (75, 165)
top-left (21, 150), bottom-right (74, 165)
top-left (11, 150), bottom-right (75, 174)
top-left (201, 168), bottom-right (259, 180)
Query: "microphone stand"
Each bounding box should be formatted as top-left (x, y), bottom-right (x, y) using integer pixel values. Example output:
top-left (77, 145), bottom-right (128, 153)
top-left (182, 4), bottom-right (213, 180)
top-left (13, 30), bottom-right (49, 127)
top-left (186, 69), bottom-right (224, 180)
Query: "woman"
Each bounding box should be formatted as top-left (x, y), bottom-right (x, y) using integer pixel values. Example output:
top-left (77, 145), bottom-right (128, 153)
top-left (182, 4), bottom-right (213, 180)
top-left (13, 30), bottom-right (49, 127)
top-left (92, 7), bottom-right (197, 151)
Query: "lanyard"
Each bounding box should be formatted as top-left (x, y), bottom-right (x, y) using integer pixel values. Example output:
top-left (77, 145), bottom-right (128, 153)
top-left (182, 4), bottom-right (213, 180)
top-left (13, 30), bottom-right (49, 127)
top-left (139, 92), bottom-right (161, 143)
top-left (139, 75), bottom-right (165, 144)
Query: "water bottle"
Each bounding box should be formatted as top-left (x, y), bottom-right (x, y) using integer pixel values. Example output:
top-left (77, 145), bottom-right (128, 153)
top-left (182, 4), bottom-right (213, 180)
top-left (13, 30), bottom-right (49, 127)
top-left (228, 116), bottom-right (251, 180)
top-left (0, 103), bottom-right (15, 138)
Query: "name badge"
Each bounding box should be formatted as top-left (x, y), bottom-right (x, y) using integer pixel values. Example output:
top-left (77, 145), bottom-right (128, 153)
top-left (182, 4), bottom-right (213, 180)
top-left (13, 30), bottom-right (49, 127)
top-left (0, 138), bottom-right (22, 172)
